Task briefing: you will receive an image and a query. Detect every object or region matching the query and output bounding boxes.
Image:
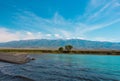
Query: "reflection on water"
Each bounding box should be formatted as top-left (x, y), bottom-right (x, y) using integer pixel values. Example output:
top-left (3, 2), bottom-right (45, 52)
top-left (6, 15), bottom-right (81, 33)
top-left (0, 54), bottom-right (120, 81)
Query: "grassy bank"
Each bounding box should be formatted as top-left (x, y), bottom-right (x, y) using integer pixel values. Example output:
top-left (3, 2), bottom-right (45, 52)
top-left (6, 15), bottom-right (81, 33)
top-left (0, 48), bottom-right (120, 55)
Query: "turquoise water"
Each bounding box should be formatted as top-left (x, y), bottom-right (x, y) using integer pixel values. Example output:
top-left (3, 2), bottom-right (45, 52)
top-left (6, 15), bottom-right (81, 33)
top-left (0, 54), bottom-right (120, 81)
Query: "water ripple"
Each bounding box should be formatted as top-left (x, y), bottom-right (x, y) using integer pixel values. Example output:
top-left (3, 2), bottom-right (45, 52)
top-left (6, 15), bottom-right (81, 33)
top-left (0, 54), bottom-right (120, 81)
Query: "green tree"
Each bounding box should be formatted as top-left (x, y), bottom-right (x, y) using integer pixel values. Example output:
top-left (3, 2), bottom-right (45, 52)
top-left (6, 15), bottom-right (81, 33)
top-left (58, 47), bottom-right (64, 52)
top-left (65, 45), bottom-right (73, 51)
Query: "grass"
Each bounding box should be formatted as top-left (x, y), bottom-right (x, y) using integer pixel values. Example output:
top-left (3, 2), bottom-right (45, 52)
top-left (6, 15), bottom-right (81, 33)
top-left (0, 48), bottom-right (120, 55)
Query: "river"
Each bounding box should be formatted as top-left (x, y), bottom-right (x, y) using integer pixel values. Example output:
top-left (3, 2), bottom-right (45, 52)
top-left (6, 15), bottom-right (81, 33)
top-left (0, 54), bottom-right (120, 81)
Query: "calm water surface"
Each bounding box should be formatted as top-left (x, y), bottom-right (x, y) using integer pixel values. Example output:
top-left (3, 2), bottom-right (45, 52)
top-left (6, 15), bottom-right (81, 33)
top-left (0, 54), bottom-right (120, 81)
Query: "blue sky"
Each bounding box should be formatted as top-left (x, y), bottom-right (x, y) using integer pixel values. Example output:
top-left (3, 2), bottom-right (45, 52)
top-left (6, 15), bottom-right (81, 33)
top-left (0, 0), bottom-right (120, 42)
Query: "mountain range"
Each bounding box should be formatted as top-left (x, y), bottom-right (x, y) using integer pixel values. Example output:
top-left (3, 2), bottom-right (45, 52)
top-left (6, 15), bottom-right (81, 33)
top-left (0, 39), bottom-right (120, 50)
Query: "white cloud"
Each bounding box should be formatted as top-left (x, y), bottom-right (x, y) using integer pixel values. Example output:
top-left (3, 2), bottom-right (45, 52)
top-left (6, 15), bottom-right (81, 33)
top-left (86, 1), bottom-right (112, 22)
top-left (0, 27), bottom-right (49, 42)
top-left (1, 0), bottom-right (119, 42)
top-left (0, 27), bottom-right (20, 42)
top-left (83, 0), bottom-right (120, 24)
top-left (26, 31), bottom-right (33, 35)
top-left (1, 9), bottom-right (120, 42)
top-left (54, 34), bottom-right (60, 38)
top-left (82, 18), bottom-right (120, 33)
top-left (46, 34), bottom-right (52, 37)
top-left (90, 37), bottom-right (118, 42)
top-left (13, 7), bottom-right (119, 33)
top-left (115, 2), bottom-right (120, 6)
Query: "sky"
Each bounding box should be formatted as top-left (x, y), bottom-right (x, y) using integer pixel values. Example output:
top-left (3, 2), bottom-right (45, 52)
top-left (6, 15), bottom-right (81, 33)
top-left (0, 0), bottom-right (120, 42)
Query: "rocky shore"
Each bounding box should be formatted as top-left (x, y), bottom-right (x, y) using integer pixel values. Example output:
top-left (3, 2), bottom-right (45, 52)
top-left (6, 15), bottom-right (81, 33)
top-left (0, 53), bottom-right (31, 64)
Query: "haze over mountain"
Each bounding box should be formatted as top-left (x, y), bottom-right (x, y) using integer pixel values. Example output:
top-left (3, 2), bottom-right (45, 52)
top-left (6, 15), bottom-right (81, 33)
top-left (0, 39), bottom-right (120, 50)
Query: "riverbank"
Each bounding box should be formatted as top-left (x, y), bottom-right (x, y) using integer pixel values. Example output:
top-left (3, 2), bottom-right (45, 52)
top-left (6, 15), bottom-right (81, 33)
top-left (0, 48), bottom-right (120, 55)
top-left (0, 53), bottom-right (30, 64)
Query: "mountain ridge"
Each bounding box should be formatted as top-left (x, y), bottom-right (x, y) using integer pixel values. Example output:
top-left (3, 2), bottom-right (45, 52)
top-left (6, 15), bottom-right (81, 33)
top-left (0, 39), bottom-right (120, 50)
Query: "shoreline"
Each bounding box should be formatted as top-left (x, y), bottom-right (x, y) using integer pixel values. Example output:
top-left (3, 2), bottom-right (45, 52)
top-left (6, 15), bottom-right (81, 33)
top-left (0, 53), bottom-right (31, 64)
top-left (0, 48), bottom-right (120, 55)
top-left (0, 48), bottom-right (120, 64)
